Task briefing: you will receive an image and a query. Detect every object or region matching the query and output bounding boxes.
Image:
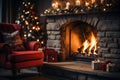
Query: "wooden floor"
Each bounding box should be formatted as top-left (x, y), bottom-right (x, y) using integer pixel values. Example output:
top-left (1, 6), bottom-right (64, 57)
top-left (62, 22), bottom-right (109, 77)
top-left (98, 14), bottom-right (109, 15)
top-left (1, 61), bottom-right (120, 80)
top-left (0, 68), bottom-right (56, 80)
top-left (42, 61), bottom-right (120, 80)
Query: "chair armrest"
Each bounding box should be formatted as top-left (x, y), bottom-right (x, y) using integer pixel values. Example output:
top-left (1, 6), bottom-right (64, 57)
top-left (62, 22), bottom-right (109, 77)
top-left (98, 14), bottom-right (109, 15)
top-left (24, 41), bottom-right (41, 50)
top-left (0, 43), bottom-right (12, 54)
top-left (0, 43), bottom-right (12, 63)
top-left (0, 43), bottom-right (8, 49)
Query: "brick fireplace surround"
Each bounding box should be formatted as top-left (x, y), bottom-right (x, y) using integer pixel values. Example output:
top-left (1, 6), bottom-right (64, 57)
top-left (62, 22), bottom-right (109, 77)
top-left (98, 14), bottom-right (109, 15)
top-left (41, 12), bottom-right (120, 64)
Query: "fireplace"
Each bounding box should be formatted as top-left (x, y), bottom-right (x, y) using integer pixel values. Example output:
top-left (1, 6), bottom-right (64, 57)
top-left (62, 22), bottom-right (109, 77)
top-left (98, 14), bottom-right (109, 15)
top-left (41, 12), bottom-right (120, 64)
top-left (60, 20), bottom-right (98, 61)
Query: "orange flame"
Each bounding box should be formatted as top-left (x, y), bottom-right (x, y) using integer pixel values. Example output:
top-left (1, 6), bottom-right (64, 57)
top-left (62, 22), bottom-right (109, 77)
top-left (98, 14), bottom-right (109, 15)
top-left (81, 32), bottom-right (97, 56)
top-left (88, 32), bottom-right (97, 55)
top-left (82, 40), bottom-right (89, 53)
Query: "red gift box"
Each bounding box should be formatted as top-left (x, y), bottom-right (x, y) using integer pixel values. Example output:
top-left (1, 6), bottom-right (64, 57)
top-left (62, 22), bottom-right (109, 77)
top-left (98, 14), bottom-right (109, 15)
top-left (43, 48), bottom-right (58, 62)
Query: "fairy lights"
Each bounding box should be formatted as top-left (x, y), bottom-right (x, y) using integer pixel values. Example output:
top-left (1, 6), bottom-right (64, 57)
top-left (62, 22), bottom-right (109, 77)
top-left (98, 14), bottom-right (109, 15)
top-left (42, 0), bottom-right (117, 15)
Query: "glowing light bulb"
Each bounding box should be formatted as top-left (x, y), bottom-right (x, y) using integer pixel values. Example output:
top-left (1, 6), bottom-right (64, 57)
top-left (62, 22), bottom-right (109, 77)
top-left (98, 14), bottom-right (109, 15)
top-left (28, 33), bottom-right (31, 37)
top-left (28, 2), bottom-right (30, 5)
top-left (32, 27), bottom-right (35, 29)
top-left (22, 2), bottom-right (25, 5)
top-left (37, 39), bottom-right (39, 42)
top-left (37, 27), bottom-right (40, 30)
top-left (35, 17), bottom-right (38, 19)
top-left (29, 30), bottom-right (32, 32)
top-left (65, 2), bottom-right (70, 9)
top-left (76, 0), bottom-right (81, 6)
top-left (24, 34), bottom-right (27, 37)
top-left (41, 41), bottom-right (44, 44)
top-left (25, 21), bottom-right (29, 25)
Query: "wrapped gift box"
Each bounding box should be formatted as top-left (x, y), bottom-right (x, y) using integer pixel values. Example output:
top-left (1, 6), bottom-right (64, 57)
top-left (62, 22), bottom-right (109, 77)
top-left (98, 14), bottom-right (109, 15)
top-left (106, 63), bottom-right (120, 72)
top-left (43, 48), bottom-right (58, 62)
top-left (91, 60), bottom-right (105, 70)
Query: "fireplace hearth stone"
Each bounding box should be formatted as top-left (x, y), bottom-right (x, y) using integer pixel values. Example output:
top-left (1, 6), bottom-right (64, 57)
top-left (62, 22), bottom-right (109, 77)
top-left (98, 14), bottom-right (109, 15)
top-left (41, 61), bottom-right (120, 80)
top-left (41, 12), bottom-right (120, 64)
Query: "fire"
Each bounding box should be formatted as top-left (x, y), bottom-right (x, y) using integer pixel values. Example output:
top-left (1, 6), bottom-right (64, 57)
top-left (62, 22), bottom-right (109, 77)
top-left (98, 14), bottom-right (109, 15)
top-left (88, 32), bottom-right (97, 55)
top-left (82, 40), bottom-right (89, 53)
top-left (81, 32), bottom-right (97, 56)
top-left (63, 21), bottom-right (98, 58)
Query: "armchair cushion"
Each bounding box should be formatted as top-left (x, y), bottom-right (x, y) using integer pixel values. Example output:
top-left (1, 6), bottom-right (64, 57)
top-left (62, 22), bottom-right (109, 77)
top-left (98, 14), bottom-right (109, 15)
top-left (9, 51), bottom-right (44, 63)
top-left (1, 30), bottom-right (25, 51)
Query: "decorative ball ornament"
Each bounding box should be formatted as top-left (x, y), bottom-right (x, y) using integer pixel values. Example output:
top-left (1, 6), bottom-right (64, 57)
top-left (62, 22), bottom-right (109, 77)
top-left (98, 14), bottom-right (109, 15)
top-left (32, 11), bottom-right (35, 14)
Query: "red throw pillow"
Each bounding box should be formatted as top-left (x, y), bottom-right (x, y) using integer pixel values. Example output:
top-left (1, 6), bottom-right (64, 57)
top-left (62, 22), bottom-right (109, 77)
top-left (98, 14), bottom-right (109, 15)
top-left (2, 30), bottom-right (25, 51)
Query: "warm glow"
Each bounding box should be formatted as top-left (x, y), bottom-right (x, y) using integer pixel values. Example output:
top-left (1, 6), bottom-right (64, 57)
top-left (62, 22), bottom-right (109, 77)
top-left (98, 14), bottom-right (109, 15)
top-left (52, 3), bottom-right (55, 8)
top-left (52, 2), bottom-right (59, 9)
top-left (29, 30), bottom-right (32, 32)
top-left (25, 21), bottom-right (29, 25)
top-left (35, 17), bottom-right (38, 19)
top-left (28, 33), bottom-right (31, 37)
top-left (22, 2), bottom-right (25, 5)
top-left (101, 0), bottom-right (104, 4)
top-left (37, 27), bottom-right (40, 30)
top-left (81, 32), bottom-right (97, 56)
top-left (24, 34), bottom-right (27, 37)
top-left (76, 0), bottom-right (81, 6)
top-left (36, 22), bottom-right (39, 24)
top-left (55, 2), bottom-right (59, 8)
top-left (82, 40), bottom-right (89, 53)
top-left (32, 26), bottom-right (35, 29)
top-left (65, 2), bottom-right (70, 9)
top-left (41, 41), bottom-right (44, 44)
top-left (28, 2), bottom-right (30, 5)
top-left (92, 0), bottom-right (96, 4)
top-left (88, 32), bottom-right (97, 55)
top-left (71, 32), bottom-right (81, 52)
top-left (85, 2), bottom-right (89, 6)
top-left (63, 21), bottom-right (98, 58)
top-left (37, 39), bottom-right (39, 42)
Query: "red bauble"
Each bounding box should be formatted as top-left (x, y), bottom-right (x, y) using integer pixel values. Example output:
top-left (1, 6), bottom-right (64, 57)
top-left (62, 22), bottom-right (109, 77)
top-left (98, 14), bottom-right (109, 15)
top-left (32, 11), bottom-right (35, 14)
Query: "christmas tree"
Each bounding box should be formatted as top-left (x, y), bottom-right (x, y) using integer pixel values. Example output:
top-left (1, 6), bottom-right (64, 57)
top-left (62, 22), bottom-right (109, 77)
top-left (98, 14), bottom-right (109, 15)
top-left (15, 0), bottom-right (46, 47)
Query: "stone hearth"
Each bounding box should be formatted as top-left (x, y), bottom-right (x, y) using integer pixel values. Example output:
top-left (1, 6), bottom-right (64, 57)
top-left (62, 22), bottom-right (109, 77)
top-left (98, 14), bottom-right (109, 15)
top-left (42, 61), bottom-right (120, 80)
top-left (41, 12), bottom-right (120, 63)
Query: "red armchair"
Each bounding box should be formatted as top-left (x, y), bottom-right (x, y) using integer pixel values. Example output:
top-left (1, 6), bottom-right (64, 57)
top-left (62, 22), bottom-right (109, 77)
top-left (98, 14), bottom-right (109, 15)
top-left (0, 23), bottom-right (44, 78)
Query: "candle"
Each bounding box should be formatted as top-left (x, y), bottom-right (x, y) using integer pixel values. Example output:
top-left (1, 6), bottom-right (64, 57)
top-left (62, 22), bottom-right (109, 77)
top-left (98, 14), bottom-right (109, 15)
top-left (52, 3), bottom-right (55, 8)
top-left (65, 2), bottom-right (70, 9)
top-left (101, 0), bottom-right (104, 4)
top-left (52, 2), bottom-right (58, 9)
top-left (92, 0), bottom-right (96, 4)
top-left (85, 2), bottom-right (89, 6)
top-left (76, 0), bottom-right (81, 6)
top-left (55, 2), bottom-right (58, 8)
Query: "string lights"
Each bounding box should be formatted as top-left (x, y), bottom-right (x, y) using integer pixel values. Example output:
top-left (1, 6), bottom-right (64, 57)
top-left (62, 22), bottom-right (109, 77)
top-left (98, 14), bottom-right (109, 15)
top-left (42, 0), bottom-right (118, 16)
top-left (15, 0), bottom-right (46, 47)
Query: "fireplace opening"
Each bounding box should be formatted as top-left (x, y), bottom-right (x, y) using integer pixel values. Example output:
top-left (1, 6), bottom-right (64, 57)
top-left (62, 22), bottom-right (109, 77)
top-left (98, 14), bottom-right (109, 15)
top-left (61, 20), bottom-right (98, 61)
